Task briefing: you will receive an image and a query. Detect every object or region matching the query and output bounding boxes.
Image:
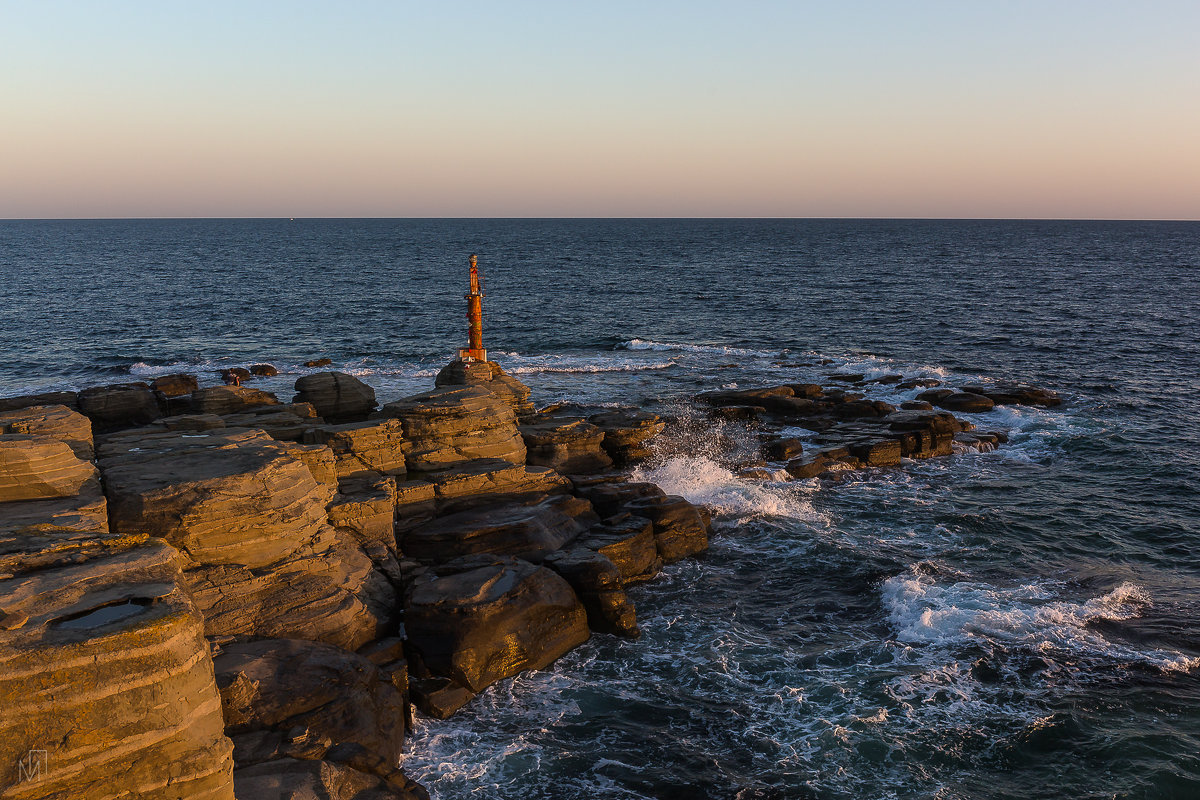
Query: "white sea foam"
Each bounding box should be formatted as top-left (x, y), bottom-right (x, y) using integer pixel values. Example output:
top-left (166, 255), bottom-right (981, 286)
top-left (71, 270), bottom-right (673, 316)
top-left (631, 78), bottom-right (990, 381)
top-left (631, 455), bottom-right (826, 524)
top-left (615, 338), bottom-right (776, 357)
top-left (882, 570), bottom-right (1199, 672)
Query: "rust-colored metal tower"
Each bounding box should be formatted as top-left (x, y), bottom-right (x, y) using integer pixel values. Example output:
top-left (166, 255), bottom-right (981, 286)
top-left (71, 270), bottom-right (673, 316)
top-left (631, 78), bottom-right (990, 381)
top-left (457, 253), bottom-right (487, 362)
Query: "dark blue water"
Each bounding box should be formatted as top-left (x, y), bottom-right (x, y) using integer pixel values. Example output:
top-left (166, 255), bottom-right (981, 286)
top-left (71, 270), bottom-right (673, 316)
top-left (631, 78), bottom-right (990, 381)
top-left (3, 219), bottom-right (1199, 799)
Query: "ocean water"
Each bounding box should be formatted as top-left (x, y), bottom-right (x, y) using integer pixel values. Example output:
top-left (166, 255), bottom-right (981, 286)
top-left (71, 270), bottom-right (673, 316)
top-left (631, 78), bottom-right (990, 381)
top-left (2, 218), bottom-right (1199, 799)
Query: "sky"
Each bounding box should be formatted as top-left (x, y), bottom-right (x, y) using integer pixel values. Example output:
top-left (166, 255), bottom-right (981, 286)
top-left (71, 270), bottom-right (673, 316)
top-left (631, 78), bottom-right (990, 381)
top-left (1, 1), bottom-right (1198, 219)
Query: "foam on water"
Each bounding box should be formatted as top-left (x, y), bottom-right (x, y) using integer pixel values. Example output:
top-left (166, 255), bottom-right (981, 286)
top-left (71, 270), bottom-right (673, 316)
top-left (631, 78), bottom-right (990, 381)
top-left (631, 455), bottom-right (827, 524)
top-left (615, 338), bottom-right (777, 357)
top-left (882, 569), bottom-right (1200, 673)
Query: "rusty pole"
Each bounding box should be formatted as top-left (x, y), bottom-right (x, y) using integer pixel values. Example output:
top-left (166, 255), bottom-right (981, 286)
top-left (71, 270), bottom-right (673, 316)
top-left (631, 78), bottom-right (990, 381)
top-left (460, 253), bottom-right (486, 362)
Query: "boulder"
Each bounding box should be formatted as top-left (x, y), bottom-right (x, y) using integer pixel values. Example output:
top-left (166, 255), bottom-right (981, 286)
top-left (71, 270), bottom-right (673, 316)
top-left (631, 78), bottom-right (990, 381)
top-left (587, 409), bottom-right (665, 465)
top-left (435, 359), bottom-right (535, 416)
top-left (400, 494), bottom-right (597, 564)
top-left (221, 368), bottom-right (252, 384)
top-left (294, 371), bottom-right (377, 423)
top-left (151, 373), bottom-right (200, 397)
top-left (520, 417), bottom-right (613, 474)
top-left (0, 529), bottom-right (235, 800)
top-left (846, 438), bottom-right (903, 467)
top-left (0, 434), bottom-right (96, 502)
top-left (233, 758), bottom-right (428, 800)
top-left (214, 638), bottom-right (405, 769)
top-left (916, 388), bottom-right (956, 404)
top-left (303, 419), bottom-right (408, 480)
top-left (934, 392), bottom-right (996, 413)
top-left (0, 403), bottom-right (93, 460)
top-left (833, 399), bottom-right (896, 419)
top-left (78, 382), bottom-right (160, 431)
top-left (249, 363), bottom-right (279, 377)
top-left (404, 555), bottom-right (589, 693)
top-left (578, 513), bottom-right (661, 584)
top-left (900, 400), bottom-right (934, 411)
top-left (304, 358), bottom-right (334, 367)
top-left (544, 548), bottom-right (639, 637)
top-left (763, 436), bottom-right (805, 461)
top-left (697, 385), bottom-right (795, 406)
top-left (379, 386), bottom-right (525, 472)
top-left (192, 385), bottom-right (281, 415)
top-left (624, 495), bottom-right (708, 563)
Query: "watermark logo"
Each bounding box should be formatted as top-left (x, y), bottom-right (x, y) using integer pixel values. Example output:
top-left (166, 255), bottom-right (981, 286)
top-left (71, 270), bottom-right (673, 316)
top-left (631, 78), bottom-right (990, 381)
top-left (17, 750), bottom-right (47, 783)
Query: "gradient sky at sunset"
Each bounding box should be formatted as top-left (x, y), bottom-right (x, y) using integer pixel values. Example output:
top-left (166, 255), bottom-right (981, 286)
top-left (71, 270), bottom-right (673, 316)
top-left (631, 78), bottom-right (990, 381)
top-left (2, 1), bottom-right (1198, 219)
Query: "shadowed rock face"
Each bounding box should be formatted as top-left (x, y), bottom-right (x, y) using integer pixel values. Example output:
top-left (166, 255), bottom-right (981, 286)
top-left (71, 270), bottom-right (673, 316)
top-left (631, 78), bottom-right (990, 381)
top-left (78, 382), bottom-right (161, 432)
top-left (544, 547), bottom-right (639, 638)
top-left (0, 477), bottom-right (108, 534)
top-left (0, 404), bottom-right (94, 460)
top-left (233, 758), bottom-right (428, 800)
top-left (0, 529), bottom-right (235, 800)
top-left (401, 494), bottom-right (598, 564)
top-left (587, 409), bottom-right (666, 465)
top-left (294, 371), bottom-right (378, 423)
top-left (214, 638), bottom-right (405, 770)
top-left (98, 428), bottom-right (394, 648)
top-left (0, 434), bottom-right (96, 502)
top-left (579, 513), bottom-right (662, 584)
top-left (405, 555), bottom-right (589, 694)
top-left (0, 391), bottom-right (78, 413)
top-left (519, 417), bottom-right (613, 474)
top-left (624, 495), bottom-right (709, 563)
top-left (380, 386), bottom-right (526, 472)
top-left (191, 385), bottom-right (281, 416)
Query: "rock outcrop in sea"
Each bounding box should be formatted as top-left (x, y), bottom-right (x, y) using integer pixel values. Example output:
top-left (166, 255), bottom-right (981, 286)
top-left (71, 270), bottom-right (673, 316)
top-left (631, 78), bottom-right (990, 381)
top-left (0, 360), bottom-right (1058, 799)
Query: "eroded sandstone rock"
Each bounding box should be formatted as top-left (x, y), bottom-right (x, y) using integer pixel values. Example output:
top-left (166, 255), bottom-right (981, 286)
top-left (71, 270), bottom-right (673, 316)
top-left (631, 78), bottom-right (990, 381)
top-left (0, 404), bottom-right (94, 460)
top-left (78, 382), bottom-right (160, 431)
top-left (401, 493), bottom-right (597, 564)
top-left (587, 409), bottom-right (665, 465)
top-left (303, 419), bottom-right (408, 480)
top-left (214, 638), bottom-right (405, 770)
top-left (192, 385), bottom-right (281, 415)
top-left (544, 547), bottom-right (639, 638)
top-left (404, 555), bottom-right (589, 693)
top-left (624, 495), bottom-right (708, 563)
top-left (519, 417), bottom-right (613, 474)
top-left (0, 434), bottom-right (96, 502)
top-left (294, 371), bottom-right (377, 423)
top-left (0, 529), bottom-right (235, 800)
top-left (435, 359), bottom-right (534, 416)
top-left (380, 386), bottom-right (525, 472)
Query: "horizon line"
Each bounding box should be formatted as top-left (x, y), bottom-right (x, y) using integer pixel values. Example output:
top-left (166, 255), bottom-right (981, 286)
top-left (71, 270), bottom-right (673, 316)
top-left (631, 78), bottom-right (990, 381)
top-left (3, 216), bottom-right (1199, 223)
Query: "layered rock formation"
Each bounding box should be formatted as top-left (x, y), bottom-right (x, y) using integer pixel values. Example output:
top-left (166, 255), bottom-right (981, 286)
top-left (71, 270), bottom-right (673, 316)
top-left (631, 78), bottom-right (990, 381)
top-left (99, 428), bottom-right (393, 649)
top-left (294, 371), bottom-right (377, 423)
top-left (404, 555), bottom-right (590, 694)
top-left (380, 386), bottom-right (525, 472)
top-left (435, 359), bottom-right (534, 416)
top-left (0, 529), bottom-right (235, 800)
top-left (77, 382), bottom-right (160, 431)
top-left (519, 416), bottom-right (613, 474)
top-left (0, 404), bottom-right (94, 460)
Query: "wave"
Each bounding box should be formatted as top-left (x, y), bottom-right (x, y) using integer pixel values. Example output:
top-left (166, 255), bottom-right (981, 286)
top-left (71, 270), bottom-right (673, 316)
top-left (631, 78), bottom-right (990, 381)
top-left (615, 338), bottom-right (777, 357)
top-left (631, 454), bottom-right (827, 524)
top-left (507, 361), bottom-right (676, 375)
top-left (882, 570), bottom-right (1199, 673)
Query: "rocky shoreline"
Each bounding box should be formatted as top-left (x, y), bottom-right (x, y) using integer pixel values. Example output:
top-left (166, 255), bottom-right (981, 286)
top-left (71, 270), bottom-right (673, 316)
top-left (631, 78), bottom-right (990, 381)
top-left (0, 360), bottom-right (1058, 799)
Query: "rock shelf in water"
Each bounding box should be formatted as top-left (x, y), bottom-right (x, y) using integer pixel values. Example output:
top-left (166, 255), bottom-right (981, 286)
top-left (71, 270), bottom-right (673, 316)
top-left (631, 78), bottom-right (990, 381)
top-left (0, 360), bottom-right (1059, 799)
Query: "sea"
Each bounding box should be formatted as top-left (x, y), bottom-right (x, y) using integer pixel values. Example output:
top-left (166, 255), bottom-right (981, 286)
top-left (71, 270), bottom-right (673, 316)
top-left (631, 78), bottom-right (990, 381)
top-left (2, 218), bottom-right (1198, 799)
